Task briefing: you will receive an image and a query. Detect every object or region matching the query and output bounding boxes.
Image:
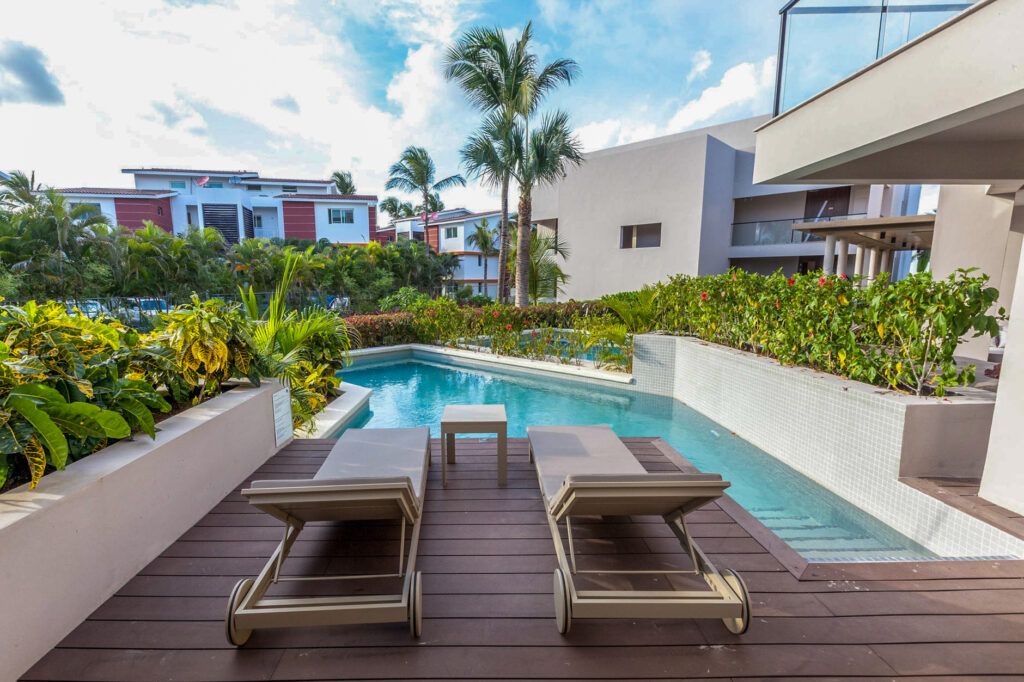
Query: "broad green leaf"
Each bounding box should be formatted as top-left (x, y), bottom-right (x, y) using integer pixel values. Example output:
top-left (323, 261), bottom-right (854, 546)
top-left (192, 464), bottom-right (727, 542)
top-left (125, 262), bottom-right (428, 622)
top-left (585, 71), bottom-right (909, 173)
top-left (9, 382), bottom-right (68, 405)
top-left (0, 418), bottom-right (33, 454)
top-left (24, 436), bottom-right (47, 489)
top-left (39, 402), bottom-right (108, 439)
top-left (92, 409), bottom-right (130, 439)
top-left (117, 397), bottom-right (155, 439)
top-left (0, 452), bottom-right (9, 489)
top-left (7, 396), bottom-right (69, 469)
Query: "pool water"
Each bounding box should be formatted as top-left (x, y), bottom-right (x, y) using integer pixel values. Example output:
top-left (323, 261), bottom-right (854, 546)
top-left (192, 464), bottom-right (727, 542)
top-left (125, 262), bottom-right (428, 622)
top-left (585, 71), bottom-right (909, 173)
top-left (341, 358), bottom-right (936, 562)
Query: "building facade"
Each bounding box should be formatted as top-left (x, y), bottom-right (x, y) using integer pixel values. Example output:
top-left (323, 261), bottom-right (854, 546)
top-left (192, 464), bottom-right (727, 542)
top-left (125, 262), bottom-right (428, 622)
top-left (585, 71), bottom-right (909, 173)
top-left (55, 168), bottom-right (378, 245)
top-left (532, 116), bottom-right (919, 300)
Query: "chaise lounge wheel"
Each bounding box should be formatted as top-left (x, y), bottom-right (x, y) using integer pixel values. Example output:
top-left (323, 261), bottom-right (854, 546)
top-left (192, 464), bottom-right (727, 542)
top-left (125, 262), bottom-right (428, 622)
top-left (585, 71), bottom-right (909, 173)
top-left (553, 568), bottom-right (572, 634)
top-left (720, 568), bottom-right (751, 635)
top-left (408, 571), bottom-right (423, 637)
top-left (225, 578), bottom-right (254, 646)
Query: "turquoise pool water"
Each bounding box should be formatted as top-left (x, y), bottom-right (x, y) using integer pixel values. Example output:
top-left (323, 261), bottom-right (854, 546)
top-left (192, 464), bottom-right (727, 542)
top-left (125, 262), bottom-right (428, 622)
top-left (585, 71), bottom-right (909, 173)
top-left (341, 357), bottom-right (936, 562)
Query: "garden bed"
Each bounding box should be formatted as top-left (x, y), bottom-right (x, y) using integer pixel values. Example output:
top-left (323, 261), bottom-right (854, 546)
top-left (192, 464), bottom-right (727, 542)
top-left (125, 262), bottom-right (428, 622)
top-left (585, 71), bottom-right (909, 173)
top-left (0, 379), bottom-right (289, 682)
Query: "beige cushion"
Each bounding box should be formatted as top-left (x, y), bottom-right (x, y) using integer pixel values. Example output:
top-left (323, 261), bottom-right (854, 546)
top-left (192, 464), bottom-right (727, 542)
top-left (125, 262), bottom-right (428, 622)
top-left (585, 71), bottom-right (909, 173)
top-left (313, 427), bottom-right (431, 502)
top-left (527, 425), bottom-right (647, 505)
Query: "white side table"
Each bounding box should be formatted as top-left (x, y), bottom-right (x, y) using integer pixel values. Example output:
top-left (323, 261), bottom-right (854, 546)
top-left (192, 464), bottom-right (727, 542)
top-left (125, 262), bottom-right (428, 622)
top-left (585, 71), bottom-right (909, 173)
top-left (440, 404), bottom-right (508, 487)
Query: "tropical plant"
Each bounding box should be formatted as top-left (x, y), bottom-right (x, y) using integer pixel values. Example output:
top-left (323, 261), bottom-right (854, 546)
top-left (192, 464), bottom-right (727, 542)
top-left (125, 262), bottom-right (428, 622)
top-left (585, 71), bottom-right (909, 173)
top-left (510, 111), bottom-right (583, 306)
top-left (465, 218), bottom-right (498, 298)
top-left (384, 147), bottom-right (466, 250)
top-left (331, 170), bottom-right (357, 195)
top-left (380, 196), bottom-right (415, 222)
top-left (378, 286), bottom-right (428, 311)
top-left (603, 285), bottom-right (660, 334)
top-left (507, 225), bottom-right (571, 304)
top-left (444, 21), bottom-right (578, 304)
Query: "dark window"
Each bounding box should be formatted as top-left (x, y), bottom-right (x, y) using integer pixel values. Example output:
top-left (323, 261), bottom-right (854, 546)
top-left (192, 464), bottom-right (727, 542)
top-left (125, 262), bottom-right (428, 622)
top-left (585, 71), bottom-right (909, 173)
top-left (246, 184), bottom-right (262, 191)
top-left (170, 181), bottom-right (186, 189)
top-left (205, 182), bottom-right (223, 189)
top-left (156, 206), bottom-right (163, 216)
top-left (620, 223), bottom-right (661, 248)
top-left (282, 185), bottom-right (298, 193)
top-left (804, 187), bottom-right (851, 221)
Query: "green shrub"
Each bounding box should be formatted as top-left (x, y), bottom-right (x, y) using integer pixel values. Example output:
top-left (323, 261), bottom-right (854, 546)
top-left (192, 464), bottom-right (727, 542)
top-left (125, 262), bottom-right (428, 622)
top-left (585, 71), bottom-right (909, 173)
top-left (655, 268), bottom-right (1002, 396)
top-left (346, 313), bottom-right (424, 348)
top-left (377, 286), bottom-right (428, 312)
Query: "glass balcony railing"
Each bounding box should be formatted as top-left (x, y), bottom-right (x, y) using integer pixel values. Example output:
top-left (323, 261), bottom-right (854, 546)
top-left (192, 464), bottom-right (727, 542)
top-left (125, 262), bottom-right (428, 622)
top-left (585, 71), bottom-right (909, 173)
top-left (774, 0), bottom-right (977, 115)
top-left (731, 214), bottom-right (867, 246)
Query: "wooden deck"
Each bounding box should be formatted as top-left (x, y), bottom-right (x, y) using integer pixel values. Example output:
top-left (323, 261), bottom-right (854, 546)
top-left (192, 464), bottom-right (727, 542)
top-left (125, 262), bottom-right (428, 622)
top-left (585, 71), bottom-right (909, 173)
top-left (23, 437), bottom-right (1024, 680)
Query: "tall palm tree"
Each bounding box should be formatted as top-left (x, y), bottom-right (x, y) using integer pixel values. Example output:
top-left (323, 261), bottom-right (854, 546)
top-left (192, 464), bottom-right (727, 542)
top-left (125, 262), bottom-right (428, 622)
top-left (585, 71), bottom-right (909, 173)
top-left (465, 217), bottom-right (498, 298)
top-left (511, 111), bottom-right (583, 306)
top-left (0, 170), bottom-right (41, 211)
top-left (444, 21), bottom-right (578, 303)
top-left (414, 192), bottom-right (444, 215)
top-left (331, 170), bottom-right (357, 195)
top-left (379, 196), bottom-right (415, 223)
top-left (384, 147), bottom-right (465, 252)
top-left (508, 225), bottom-right (571, 304)
top-left (35, 189), bottom-right (109, 300)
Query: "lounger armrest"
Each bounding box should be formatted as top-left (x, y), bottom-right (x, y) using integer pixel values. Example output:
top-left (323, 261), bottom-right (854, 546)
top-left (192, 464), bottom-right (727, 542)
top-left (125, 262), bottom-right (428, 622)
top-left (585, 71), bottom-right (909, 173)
top-left (246, 476), bottom-right (415, 490)
top-left (242, 476), bottom-right (420, 524)
top-left (547, 472), bottom-right (730, 521)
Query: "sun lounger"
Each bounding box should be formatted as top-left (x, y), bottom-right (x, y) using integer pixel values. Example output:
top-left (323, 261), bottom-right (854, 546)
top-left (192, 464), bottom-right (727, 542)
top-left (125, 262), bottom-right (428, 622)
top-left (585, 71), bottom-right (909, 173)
top-left (527, 424), bottom-right (751, 635)
top-left (224, 427), bottom-right (431, 645)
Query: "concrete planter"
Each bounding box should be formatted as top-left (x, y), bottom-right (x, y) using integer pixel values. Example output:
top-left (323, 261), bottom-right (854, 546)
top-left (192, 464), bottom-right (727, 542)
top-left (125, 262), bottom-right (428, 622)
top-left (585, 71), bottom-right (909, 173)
top-left (0, 380), bottom-right (291, 681)
top-left (299, 382), bottom-right (372, 439)
top-left (633, 334), bottom-right (1024, 558)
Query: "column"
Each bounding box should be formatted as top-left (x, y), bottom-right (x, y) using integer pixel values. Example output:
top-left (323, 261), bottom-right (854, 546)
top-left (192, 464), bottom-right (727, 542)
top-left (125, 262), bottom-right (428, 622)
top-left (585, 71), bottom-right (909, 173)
top-left (197, 203), bottom-right (205, 228)
top-left (867, 248), bottom-right (880, 283)
top-left (979, 238), bottom-right (1024, 515)
top-left (879, 250), bottom-right (891, 275)
top-left (853, 246), bottom-right (865, 280)
top-left (823, 234), bottom-right (837, 275)
top-left (836, 238), bottom-right (850, 277)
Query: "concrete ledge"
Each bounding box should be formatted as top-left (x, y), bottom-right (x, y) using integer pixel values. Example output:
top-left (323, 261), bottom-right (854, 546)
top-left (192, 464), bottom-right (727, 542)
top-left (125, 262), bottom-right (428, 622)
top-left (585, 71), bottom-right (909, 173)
top-left (301, 382), bottom-right (372, 439)
top-left (0, 380), bottom-right (290, 681)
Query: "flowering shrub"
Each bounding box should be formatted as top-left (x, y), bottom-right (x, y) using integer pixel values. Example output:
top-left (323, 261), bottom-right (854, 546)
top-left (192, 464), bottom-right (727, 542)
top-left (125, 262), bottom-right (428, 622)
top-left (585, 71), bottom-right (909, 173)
top-left (655, 268), bottom-right (1002, 396)
top-left (345, 313), bottom-right (424, 348)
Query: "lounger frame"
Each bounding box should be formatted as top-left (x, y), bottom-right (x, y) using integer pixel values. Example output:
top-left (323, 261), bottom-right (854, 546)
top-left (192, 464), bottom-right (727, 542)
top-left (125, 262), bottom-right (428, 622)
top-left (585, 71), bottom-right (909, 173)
top-left (227, 449), bottom-right (429, 642)
top-left (531, 447), bottom-right (750, 631)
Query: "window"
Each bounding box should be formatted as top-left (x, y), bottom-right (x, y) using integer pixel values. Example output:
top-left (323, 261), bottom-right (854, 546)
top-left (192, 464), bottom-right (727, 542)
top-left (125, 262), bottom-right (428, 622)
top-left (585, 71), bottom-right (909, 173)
top-left (170, 181), bottom-right (186, 189)
top-left (282, 185), bottom-right (298, 193)
top-left (156, 206), bottom-right (163, 216)
top-left (619, 223), bottom-right (661, 249)
top-left (70, 202), bottom-right (101, 216)
top-left (254, 215), bottom-right (263, 228)
top-left (246, 184), bottom-right (262, 191)
top-left (205, 182), bottom-right (223, 189)
top-left (477, 255), bottom-right (482, 266)
top-left (328, 208), bottom-right (355, 224)
top-left (445, 226), bottom-right (458, 239)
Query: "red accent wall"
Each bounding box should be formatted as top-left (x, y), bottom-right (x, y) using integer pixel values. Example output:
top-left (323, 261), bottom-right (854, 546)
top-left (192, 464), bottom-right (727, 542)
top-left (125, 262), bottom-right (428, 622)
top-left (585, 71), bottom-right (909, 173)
top-left (114, 197), bottom-right (173, 232)
top-left (282, 201), bottom-right (316, 240)
top-left (426, 224), bottom-right (439, 251)
top-left (367, 205), bottom-right (378, 243)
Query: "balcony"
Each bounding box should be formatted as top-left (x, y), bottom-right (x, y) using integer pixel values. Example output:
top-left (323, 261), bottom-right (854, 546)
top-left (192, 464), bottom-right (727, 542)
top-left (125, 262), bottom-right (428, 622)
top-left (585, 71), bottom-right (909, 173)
top-left (774, 0), bottom-right (977, 116)
top-left (731, 213), bottom-right (867, 246)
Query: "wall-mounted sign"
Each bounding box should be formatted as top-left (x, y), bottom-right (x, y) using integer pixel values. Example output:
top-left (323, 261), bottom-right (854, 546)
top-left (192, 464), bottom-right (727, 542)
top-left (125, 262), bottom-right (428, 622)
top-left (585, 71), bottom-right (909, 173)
top-left (272, 389), bottom-right (292, 447)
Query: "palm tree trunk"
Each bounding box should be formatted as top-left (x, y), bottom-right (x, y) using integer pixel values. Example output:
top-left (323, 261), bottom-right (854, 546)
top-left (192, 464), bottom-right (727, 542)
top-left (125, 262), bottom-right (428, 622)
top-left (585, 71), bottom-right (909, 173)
top-left (497, 175), bottom-right (510, 303)
top-left (423, 189), bottom-right (431, 253)
top-left (483, 249), bottom-right (488, 298)
top-left (515, 187), bottom-right (532, 308)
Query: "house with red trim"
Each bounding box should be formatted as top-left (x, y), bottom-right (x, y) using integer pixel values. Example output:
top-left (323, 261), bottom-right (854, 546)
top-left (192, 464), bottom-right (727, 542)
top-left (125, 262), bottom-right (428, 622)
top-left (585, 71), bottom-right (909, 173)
top-left (52, 168), bottom-right (378, 245)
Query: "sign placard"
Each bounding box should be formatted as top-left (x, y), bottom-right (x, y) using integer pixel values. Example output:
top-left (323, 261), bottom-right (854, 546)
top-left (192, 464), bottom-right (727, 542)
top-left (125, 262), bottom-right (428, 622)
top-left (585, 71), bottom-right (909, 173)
top-left (272, 389), bottom-right (292, 447)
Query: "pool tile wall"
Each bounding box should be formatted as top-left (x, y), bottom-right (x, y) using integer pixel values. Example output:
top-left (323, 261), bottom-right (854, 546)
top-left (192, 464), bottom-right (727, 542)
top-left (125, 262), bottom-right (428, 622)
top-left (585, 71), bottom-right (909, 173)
top-left (633, 334), bottom-right (1024, 559)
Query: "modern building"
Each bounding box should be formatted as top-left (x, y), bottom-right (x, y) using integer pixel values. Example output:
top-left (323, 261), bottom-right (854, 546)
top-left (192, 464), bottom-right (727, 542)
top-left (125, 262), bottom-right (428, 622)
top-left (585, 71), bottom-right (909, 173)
top-left (532, 116), bottom-right (920, 300)
top-left (377, 207), bottom-right (502, 297)
top-left (53, 168), bottom-right (378, 245)
top-left (752, 0), bottom-right (1024, 513)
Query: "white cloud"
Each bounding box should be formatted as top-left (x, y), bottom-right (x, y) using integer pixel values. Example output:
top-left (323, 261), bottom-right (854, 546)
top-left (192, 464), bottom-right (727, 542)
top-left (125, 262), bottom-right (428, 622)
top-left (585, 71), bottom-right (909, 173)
top-left (576, 118), bottom-right (660, 152)
top-left (686, 49), bottom-right (712, 83)
top-left (668, 55), bottom-right (776, 133)
top-left (0, 0), bottom-right (496, 209)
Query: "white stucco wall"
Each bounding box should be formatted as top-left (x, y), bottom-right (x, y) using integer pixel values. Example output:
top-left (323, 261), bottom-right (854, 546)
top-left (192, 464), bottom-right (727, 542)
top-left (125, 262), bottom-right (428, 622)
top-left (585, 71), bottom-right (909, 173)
top-left (313, 202), bottom-right (371, 243)
top-left (68, 197), bottom-right (117, 225)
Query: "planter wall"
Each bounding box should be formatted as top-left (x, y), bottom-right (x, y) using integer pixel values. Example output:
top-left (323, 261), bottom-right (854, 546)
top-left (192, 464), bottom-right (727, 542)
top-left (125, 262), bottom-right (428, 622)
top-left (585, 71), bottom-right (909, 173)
top-left (633, 334), bottom-right (1024, 559)
top-left (0, 380), bottom-right (291, 681)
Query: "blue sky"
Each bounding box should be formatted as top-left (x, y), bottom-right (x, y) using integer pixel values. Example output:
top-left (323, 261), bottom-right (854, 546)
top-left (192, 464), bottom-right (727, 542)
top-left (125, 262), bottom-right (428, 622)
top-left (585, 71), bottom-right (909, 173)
top-left (0, 0), bottom-right (783, 210)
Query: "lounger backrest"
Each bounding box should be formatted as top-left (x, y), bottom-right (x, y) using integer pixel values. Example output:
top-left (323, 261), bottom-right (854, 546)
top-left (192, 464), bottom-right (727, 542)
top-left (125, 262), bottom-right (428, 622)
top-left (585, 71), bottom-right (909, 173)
top-left (242, 476), bottom-right (420, 524)
top-left (547, 473), bottom-right (730, 521)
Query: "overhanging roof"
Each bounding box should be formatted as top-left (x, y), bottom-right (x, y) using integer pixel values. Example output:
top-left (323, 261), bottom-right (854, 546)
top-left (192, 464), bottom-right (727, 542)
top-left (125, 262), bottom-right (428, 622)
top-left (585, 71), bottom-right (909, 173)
top-left (793, 214), bottom-right (935, 251)
top-left (754, 0), bottom-right (1024, 187)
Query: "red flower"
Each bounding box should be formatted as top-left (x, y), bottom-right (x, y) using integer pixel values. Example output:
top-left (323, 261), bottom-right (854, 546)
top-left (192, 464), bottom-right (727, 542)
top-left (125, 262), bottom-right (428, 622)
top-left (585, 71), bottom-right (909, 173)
top-left (808, 330), bottom-right (815, 338)
top-left (700, 292), bottom-right (709, 300)
top-left (840, 273), bottom-right (849, 280)
top-left (817, 276), bottom-right (827, 287)
top-left (775, 300), bottom-right (780, 309)
top-left (492, 310), bottom-right (499, 317)
top-left (531, 331), bottom-right (538, 337)
top-left (428, 309), bottom-right (435, 315)
top-left (787, 277), bottom-right (795, 286)
top-left (505, 323), bottom-right (512, 330)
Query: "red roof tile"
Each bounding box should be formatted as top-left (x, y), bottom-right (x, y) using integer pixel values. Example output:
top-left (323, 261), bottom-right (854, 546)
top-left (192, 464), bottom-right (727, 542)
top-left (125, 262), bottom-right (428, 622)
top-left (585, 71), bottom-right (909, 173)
top-left (431, 209), bottom-right (502, 225)
top-left (54, 187), bottom-right (177, 197)
top-left (121, 167), bottom-right (257, 176)
top-left (276, 193), bottom-right (377, 201)
top-left (248, 177), bottom-right (333, 185)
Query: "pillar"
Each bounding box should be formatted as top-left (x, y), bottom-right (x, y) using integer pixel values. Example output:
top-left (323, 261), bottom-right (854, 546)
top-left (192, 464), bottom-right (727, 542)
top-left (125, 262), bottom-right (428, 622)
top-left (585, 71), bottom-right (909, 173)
top-left (867, 248), bottom-right (880, 282)
top-left (979, 238), bottom-right (1024, 515)
top-left (880, 250), bottom-right (891, 275)
top-left (836, 238), bottom-right (850, 277)
top-left (823, 234), bottom-right (837, 275)
top-left (197, 203), bottom-right (205, 228)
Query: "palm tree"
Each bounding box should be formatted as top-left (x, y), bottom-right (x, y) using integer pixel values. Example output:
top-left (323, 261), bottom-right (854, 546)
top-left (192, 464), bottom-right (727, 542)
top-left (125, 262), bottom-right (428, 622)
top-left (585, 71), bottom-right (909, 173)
top-left (465, 218), bottom-right (498, 298)
top-left (414, 192), bottom-right (444, 215)
top-left (508, 225), bottom-right (571, 304)
top-left (444, 21), bottom-right (579, 303)
top-left (384, 147), bottom-right (465, 251)
top-left (35, 189), bottom-right (109, 300)
top-left (331, 170), bottom-right (357, 195)
top-left (380, 196), bottom-right (415, 223)
top-left (0, 170), bottom-right (42, 211)
top-left (511, 111), bottom-right (583, 306)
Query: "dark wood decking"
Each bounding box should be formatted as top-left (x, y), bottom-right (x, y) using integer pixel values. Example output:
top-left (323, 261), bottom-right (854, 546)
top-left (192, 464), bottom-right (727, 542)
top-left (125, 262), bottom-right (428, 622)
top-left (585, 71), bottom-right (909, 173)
top-left (901, 475), bottom-right (1024, 542)
top-left (23, 438), bottom-right (1024, 681)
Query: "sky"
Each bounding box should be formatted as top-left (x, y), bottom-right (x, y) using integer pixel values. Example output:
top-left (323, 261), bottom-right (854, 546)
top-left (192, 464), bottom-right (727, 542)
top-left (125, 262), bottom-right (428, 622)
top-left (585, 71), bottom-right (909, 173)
top-left (0, 0), bottom-right (783, 212)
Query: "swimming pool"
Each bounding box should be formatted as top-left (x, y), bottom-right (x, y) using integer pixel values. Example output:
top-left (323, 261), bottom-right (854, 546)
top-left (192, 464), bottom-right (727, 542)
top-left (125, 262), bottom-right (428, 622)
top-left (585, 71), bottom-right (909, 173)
top-left (341, 357), bottom-right (936, 562)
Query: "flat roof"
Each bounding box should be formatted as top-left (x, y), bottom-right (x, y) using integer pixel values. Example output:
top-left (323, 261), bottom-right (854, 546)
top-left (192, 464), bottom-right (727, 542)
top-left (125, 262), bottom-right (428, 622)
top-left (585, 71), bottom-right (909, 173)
top-left (275, 193), bottom-right (377, 201)
top-left (793, 214), bottom-right (935, 250)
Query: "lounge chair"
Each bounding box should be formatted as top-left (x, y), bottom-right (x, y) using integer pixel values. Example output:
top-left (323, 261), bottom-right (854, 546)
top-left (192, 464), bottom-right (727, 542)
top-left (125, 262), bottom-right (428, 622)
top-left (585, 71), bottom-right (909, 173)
top-left (527, 424), bottom-right (751, 635)
top-left (224, 427), bottom-right (431, 645)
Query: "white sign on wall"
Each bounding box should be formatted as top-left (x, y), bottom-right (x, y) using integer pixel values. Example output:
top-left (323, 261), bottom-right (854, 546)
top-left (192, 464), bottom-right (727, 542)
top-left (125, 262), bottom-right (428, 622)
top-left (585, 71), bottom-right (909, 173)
top-left (272, 389), bottom-right (293, 447)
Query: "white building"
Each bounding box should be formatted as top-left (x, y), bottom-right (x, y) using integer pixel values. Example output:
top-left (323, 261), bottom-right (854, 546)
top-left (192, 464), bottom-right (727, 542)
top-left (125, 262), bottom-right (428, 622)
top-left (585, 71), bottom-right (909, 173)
top-left (52, 168), bottom-right (378, 244)
top-left (532, 116), bottom-right (920, 300)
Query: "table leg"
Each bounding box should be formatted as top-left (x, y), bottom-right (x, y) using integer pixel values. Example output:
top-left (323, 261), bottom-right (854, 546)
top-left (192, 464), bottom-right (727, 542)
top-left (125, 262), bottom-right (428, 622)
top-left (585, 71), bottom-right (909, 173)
top-left (441, 430), bottom-right (448, 488)
top-left (497, 429), bottom-right (507, 487)
top-left (446, 432), bottom-right (456, 465)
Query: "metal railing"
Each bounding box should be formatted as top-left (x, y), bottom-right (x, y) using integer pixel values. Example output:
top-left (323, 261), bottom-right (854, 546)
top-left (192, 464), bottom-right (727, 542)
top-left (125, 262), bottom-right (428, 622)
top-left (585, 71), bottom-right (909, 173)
top-left (730, 214), bottom-right (867, 247)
